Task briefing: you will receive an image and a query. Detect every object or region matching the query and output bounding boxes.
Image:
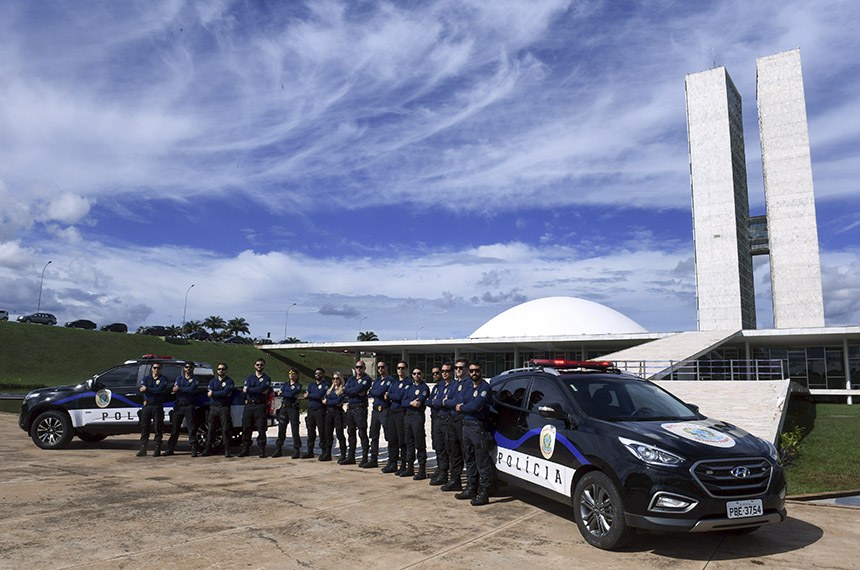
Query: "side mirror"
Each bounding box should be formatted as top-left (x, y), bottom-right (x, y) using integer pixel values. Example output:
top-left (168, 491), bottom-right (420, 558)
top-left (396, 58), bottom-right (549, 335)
top-left (87, 377), bottom-right (98, 390)
top-left (537, 403), bottom-right (566, 420)
top-left (686, 403), bottom-right (700, 414)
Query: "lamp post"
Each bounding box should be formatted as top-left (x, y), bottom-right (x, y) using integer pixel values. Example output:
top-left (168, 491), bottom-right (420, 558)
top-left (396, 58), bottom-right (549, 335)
top-left (359, 316), bottom-right (367, 335)
top-left (36, 260), bottom-right (52, 312)
top-left (182, 284), bottom-right (195, 329)
top-left (284, 302), bottom-right (297, 341)
top-left (416, 325), bottom-right (424, 339)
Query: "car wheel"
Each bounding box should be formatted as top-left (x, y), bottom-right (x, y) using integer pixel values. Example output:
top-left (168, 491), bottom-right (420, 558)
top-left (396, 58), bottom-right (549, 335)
top-left (573, 471), bottom-right (633, 550)
top-left (77, 432), bottom-right (108, 443)
top-left (196, 420), bottom-right (224, 451)
top-left (30, 411), bottom-right (74, 450)
top-left (24, 318), bottom-right (32, 324)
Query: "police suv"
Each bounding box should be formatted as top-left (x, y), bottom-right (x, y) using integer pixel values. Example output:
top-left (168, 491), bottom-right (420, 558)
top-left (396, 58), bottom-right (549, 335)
top-left (18, 355), bottom-right (276, 450)
top-left (490, 359), bottom-right (787, 550)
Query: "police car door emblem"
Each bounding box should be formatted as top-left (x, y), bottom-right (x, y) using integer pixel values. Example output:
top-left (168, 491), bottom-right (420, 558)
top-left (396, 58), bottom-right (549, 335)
top-left (95, 389), bottom-right (112, 408)
top-left (540, 425), bottom-right (557, 459)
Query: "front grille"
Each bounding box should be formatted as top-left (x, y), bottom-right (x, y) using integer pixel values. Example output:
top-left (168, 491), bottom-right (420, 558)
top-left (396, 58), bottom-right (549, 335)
top-left (691, 457), bottom-right (772, 498)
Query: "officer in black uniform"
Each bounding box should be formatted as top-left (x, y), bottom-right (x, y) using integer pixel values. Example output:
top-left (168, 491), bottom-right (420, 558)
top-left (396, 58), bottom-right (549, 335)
top-left (428, 364), bottom-right (451, 485)
top-left (137, 362), bottom-right (170, 457)
top-left (164, 361), bottom-right (199, 457)
top-left (401, 367), bottom-right (431, 479)
top-left (303, 368), bottom-right (328, 458)
top-left (239, 358), bottom-right (271, 457)
top-left (273, 369), bottom-right (302, 458)
top-left (367, 362), bottom-right (393, 468)
top-left (344, 360), bottom-right (372, 466)
top-left (202, 362), bottom-right (235, 457)
top-left (440, 358), bottom-right (469, 491)
top-left (381, 361), bottom-right (410, 474)
top-left (455, 362), bottom-right (494, 506)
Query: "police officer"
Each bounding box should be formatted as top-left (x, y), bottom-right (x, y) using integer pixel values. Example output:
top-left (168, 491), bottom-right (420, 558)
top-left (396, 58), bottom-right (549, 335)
top-left (440, 358), bottom-right (469, 491)
top-left (239, 358), bottom-right (271, 458)
top-left (164, 361), bottom-right (199, 457)
top-left (202, 362), bottom-right (235, 458)
top-left (272, 369), bottom-right (302, 458)
top-left (428, 364), bottom-right (451, 485)
top-left (367, 361), bottom-right (393, 469)
top-left (321, 371), bottom-right (347, 462)
top-left (303, 368), bottom-right (328, 458)
top-left (344, 360), bottom-right (372, 466)
top-left (455, 362), bottom-right (494, 506)
top-left (137, 361), bottom-right (169, 457)
top-left (382, 361), bottom-right (410, 474)
top-left (401, 367), bottom-right (431, 479)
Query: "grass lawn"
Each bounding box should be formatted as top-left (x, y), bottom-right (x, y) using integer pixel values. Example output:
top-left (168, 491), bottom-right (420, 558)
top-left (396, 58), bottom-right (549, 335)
top-left (784, 403), bottom-right (860, 496)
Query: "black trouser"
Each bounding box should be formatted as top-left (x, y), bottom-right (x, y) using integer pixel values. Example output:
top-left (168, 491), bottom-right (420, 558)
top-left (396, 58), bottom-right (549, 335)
top-left (305, 407), bottom-right (325, 453)
top-left (346, 404), bottom-right (369, 458)
top-left (388, 407), bottom-right (405, 463)
top-left (462, 421), bottom-right (494, 490)
top-left (167, 402), bottom-right (196, 449)
top-left (324, 407), bottom-right (346, 455)
top-left (446, 414), bottom-right (464, 481)
top-left (369, 405), bottom-right (389, 461)
top-left (205, 404), bottom-right (232, 452)
top-left (139, 402), bottom-right (164, 443)
top-left (431, 413), bottom-right (449, 474)
top-left (241, 402), bottom-right (267, 448)
top-left (275, 403), bottom-right (301, 451)
top-left (404, 409), bottom-right (427, 468)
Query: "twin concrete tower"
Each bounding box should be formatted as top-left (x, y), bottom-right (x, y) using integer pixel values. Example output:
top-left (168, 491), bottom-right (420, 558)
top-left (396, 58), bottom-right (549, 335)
top-left (685, 49), bottom-right (825, 331)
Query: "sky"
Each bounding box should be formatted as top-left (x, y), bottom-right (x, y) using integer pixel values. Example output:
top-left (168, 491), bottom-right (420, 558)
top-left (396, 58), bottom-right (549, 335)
top-left (1, 0), bottom-right (859, 342)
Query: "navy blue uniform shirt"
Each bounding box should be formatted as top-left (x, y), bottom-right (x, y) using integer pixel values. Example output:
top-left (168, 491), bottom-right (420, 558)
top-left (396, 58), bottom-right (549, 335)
top-left (173, 374), bottom-right (199, 405)
top-left (325, 387), bottom-right (346, 408)
top-left (208, 376), bottom-right (235, 406)
top-left (306, 381), bottom-right (329, 410)
top-left (459, 380), bottom-right (492, 422)
top-left (402, 382), bottom-right (430, 411)
top-left (370, 375), bottom-right (393, 408)
top-left (141, 374), bottom-right (170, 403)
top-left (387, 377), bottom-right (411, 410)
top-left (282, 381), bottom-right (302, 404)
top-left (345, 372), bottom-right (372, 405)
top-left (243, 373), bottom-right (271, 404)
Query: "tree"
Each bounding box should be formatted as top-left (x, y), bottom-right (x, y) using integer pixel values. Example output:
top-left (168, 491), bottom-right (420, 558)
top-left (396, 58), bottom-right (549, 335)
top-left (166, 325), bottom-right (182, 337)
top-left (203, 315), bottom-right (227, 334)
top-left (226, 317), bottom-right (250, 337)
top-left (281, 336), bottom-right (302, 344)
top-left (357, 330), bottom-right (379, 341)
top-left (182, 320), bottom-right (203, 335)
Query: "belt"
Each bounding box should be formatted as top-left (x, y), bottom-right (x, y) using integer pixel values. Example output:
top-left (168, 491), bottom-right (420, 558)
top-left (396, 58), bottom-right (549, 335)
top-left (390, 407), bottom-right (403, 413)
top-left (175, 400), bottom-right (192, 407)
top-left (405, 408), bottom-right (424, 414)
top-left (463, 419), bottom-right (487, 427)
top-left (244, 400), bottom-right (265, 406)
top-left (348, 403), bottom-right (367, 410)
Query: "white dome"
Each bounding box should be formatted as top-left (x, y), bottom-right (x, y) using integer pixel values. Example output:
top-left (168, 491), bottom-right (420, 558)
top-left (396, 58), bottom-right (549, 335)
top-left (469, 296), bottom-right (647, 338)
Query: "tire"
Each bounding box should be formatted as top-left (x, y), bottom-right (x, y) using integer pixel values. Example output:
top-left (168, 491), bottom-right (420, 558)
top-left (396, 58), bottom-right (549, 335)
top-left (196, 419), bottom-right (224, 452)
top-left (24, 318), bottom-right (32, 324)
top-left (30, 411), bottom-right (74, 450)
top-left (77, 432), bottom-right (108, 443)
top-left (573, 471), bottom-right (633, 550)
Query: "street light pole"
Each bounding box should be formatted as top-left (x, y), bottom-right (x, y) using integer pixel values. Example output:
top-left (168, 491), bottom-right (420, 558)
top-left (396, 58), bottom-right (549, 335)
top-left (36, 260), bottom-right (52, 312)
top-left (416, 325), bottom-right (423, 339)
top-left (182, 283), bottom-right (195, 328)
top-left (284, 302), bottom-right (297, 341)
top-left (359, 316), bottom-right (367, 334)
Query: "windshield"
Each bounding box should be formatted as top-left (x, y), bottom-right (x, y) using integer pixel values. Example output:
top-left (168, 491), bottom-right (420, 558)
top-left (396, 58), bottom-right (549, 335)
top-left (566, 376), bottom-right (698, 422)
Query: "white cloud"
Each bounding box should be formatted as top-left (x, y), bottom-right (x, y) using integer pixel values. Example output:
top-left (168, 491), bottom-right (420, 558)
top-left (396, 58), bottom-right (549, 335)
top-left (45, 193), bottom-right (92, 225)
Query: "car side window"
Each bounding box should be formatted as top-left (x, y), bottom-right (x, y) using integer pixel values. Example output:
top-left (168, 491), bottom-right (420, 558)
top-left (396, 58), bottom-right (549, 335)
top-left (527, 378), bottom-right (568, 413)
top-left (96, 365), bottom-right (140, 389)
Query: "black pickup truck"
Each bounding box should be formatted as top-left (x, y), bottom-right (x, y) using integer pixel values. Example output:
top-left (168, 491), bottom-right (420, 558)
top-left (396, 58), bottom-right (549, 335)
top-left (18, 355), bottom-right (277, 450)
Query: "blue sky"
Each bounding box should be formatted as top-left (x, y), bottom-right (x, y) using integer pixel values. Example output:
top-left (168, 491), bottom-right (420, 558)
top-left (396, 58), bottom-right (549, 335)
top-left (1, 0), bottom-right (859, 342)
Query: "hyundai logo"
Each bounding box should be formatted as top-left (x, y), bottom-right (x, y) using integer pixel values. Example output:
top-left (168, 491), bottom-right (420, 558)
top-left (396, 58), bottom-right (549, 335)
top-left (731, 466), bottom-right (751, 479)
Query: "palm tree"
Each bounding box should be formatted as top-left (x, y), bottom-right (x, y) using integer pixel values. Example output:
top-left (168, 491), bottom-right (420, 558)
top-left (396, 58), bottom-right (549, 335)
top-left (203, 315), bottom-right (227, 334)
top-left (226, 317), bottom-right (250, 337)
top-left (182, 320), bottom-right (203, 335)
top-left (166, 324), bottom-right (182, 337)
top-left (281, 336), bottom-right (302, 344)
top-left (357, 330), bottom-right (379, 341)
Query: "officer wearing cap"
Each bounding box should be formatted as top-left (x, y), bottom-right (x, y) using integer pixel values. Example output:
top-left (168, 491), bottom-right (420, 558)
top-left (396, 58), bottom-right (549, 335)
top-left (202, 362), bottom-right (235, 457)
top-left (344, 360), bottom-right (372, 466)
top-left (164, 361), bottom-right (199, 457)
top-left (455, 362), bottom-right (494, 506)
top-left (367, 361), bottom-right (393, 469)
top-left (239, 358), bottom-right (271, 458)
top-left (428, 364), bottom-right (452, 485)
top-left (303, 368), bottom-right (328, 458)
top-left (382, 361), bottom-right (411, 474)
top-left (137, 362), bottom-right (170, 457)
top-left (273, 369), bottom-right (302, 458)
top-left (401, 366), bottom-right (431, 479)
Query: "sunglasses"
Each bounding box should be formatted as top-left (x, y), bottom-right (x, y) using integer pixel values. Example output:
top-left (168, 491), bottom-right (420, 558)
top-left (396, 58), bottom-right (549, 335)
top-left (454, 365), bottom-right (464, 369)
top-left (152, 366), bottom-right (161, 370)
top-left (412, 372), bottom-right (422, 376)
top-left (217, 367), bottom-right (226, 371)
top-left (397, 366), bottom-right (407, 369)
top-left (469, 369), bottom-right (481, 373)
top-left (441, 369), bottom-right (451, 373)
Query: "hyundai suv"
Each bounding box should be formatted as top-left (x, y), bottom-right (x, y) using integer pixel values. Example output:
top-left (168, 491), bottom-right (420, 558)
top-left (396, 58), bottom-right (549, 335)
top-left (490, 359), bottom-right (786, 550)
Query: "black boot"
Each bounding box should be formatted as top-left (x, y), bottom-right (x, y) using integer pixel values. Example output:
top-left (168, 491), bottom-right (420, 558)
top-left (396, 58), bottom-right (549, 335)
top-left (301, 449), bottom-right (314, 459)
top-left (455, 484), bottom-right (477, 500)
top-left (238, 445), bottom-right (250, 457)
top-left (470, 487), bottom-right (490, 506)
top-left (342, 453), bottom-right (356, 465)
top-left (361, 458), bottom-right (378, 469)
top-left (136, 443), bottom-right (147, 457)
top-left (441, 479), bottom-right (463, 492)
top-left (429, 471), bottom-right (448, 486)
top-left (258, 446), bottom-right (266, 458)
top-left (153, 444), bottom-right (162, 457)
top-left (319, 447), bottom-right (332, 461)
top-left (201, 445), bottom-right (212, 457)
top-left (191, 444), bottom-right (199, 458)
top-left (413, 465), bottom-right (427, 481)
top-left (337, 452), bottom-right (347, 464)
top-left (162, 445), bottom-right (174, 457)
top-left (291, 448), bottom-right (301, 459)
top-left (272, 446), bottom-right (283, 458)
top-left (381, 461), bottom-right (398, 473)
top-left (399, 464), bottom-right (415, 477)
top-left (395, 462), bottom-right (407, 476)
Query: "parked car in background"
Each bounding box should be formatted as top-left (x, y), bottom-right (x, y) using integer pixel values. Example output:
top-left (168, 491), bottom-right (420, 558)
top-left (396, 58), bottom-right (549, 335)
top-left (222, 336), bottom-right (253, 345)
top-left (17, 312), bottom-right (57, 325)
top-left (100, 323), bottom-right (128, 333)
top-left (187, 330), bottom-right (211, 341)
top-left (65, 319), bottom-right (97, 330)
top-left (0, 310), bottom-right (8, 321)
top-left (140, 325), bottom-right (170, 336)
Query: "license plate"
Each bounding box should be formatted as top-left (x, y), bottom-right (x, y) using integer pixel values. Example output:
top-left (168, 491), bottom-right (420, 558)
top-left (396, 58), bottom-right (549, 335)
top-left (726, 499), bottom-right (763, 519)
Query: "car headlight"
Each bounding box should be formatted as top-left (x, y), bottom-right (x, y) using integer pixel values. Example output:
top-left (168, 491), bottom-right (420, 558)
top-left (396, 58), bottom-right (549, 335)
top-left (619, 437), bottom-right (685, 467)
top-left (763, 439), bottom-right (780, 464)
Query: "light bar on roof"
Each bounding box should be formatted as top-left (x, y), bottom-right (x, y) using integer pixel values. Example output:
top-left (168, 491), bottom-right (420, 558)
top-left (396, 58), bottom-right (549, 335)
top-left (529, 358), bottom-right (615, 370)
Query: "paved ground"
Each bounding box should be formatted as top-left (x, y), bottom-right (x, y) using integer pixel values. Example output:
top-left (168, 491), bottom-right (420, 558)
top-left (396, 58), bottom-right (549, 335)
top-left (1, 413), bottom-right (857, 570)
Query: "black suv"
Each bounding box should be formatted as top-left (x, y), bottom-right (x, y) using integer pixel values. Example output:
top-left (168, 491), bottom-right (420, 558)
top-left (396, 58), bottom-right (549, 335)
top-left (18, 355), bottom-right (276, 451)
top-left (490, 359), bottom-right (786, 550)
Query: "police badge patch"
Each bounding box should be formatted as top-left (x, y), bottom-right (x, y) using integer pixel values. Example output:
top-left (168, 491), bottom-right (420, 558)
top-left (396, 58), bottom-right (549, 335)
top-left (540, 424), bottom-right (557, 459)
top-left (414, 389), bottom-right (419, 395)
top-left (95, 389), bottom-right (112, 408)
